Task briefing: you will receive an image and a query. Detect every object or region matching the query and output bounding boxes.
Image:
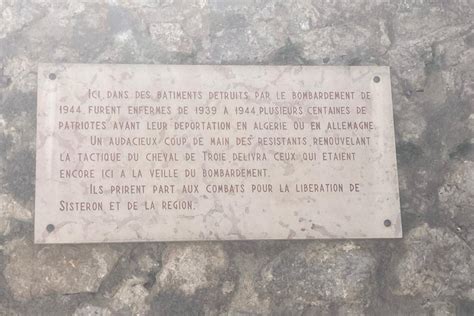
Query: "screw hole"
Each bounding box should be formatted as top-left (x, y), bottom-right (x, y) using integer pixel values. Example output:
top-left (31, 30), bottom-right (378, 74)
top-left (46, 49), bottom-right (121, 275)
top-left (49, 73), bottom-right (56, 80)
top-left (384, 219), bottom-right (391, 227)
top-left (46, 224), bottom-right (55, 232)
top-left (373, 76), bottom-right (380, 83)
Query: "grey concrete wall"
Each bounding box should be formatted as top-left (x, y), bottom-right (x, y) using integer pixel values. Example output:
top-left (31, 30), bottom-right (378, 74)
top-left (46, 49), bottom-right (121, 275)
top-left (0, 0), bottom-right (473, 315)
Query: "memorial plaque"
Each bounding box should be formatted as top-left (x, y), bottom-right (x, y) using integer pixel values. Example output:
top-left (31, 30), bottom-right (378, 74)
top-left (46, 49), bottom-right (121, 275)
top-left (35, 63), bottom-right (402, 243)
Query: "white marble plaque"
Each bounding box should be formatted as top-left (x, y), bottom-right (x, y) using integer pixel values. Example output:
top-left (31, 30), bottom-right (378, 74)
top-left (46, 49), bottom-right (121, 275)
top-left (35, 63), bottom-right (402, 243)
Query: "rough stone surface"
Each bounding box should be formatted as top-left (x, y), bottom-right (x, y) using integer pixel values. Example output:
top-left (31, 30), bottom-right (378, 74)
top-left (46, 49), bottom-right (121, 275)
top-left (108, 276), bottom-right (150, 315)
top-left (227, 252), bottom-right (271, 315)
top-left (439, 161), bottom-right (474, 246)
top-left (0, 193), bottom-right (31, 236)
top-left (0, 0), bottom-right (473, 314)
top-left (155, 243), bottom-right (229, 296)
top-left (73, 304), bottom-right (111, 316)
top-left (256, 242), bottom-right (376, 314)
top-left (392, 224), bottom-right (473, 300)
top-left (2, 238), bottom-right (123, 301)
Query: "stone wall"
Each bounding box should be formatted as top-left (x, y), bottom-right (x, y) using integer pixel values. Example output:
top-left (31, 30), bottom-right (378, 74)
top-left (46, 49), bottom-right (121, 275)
top-left (0, 0), bottom-right (473, 315)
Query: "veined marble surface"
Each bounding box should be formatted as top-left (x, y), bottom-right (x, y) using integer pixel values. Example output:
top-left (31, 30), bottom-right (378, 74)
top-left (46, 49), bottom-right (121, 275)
top-left (35, 64), bottom-right (401, 243)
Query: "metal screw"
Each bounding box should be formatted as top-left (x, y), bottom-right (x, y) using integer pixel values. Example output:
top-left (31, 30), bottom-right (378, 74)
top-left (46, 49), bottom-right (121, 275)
top-left (49, 73), bottom-right (56, 80)
top-left (46, 224), bottom-right (55, 232)
top-left (384, 219), bottom-right (391, 227)
top-left (373, 76), bottom-right (380, 83)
